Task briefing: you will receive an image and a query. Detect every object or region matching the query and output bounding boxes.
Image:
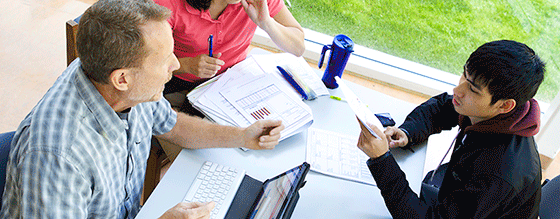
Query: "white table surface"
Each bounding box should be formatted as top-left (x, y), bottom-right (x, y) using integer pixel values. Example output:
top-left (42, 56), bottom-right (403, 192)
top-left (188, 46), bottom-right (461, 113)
top-left (136, 73), bottom-right (427, 218)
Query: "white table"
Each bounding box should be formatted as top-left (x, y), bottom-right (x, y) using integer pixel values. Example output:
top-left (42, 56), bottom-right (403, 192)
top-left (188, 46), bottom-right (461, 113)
top-left (136, 74), bottom-right (427, 218)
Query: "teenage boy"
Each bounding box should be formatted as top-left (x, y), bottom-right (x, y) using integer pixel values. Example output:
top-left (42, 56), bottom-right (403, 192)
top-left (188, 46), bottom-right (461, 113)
top-left (357, 40), bottom-right (545, 218)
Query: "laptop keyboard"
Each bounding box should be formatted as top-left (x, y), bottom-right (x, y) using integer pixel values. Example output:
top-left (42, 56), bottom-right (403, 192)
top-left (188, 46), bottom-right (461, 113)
top-left (183, 161), bottom-right (246, 219)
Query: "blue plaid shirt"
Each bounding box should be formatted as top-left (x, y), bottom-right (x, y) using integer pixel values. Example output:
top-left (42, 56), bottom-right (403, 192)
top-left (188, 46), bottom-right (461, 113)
top-left (1, 59), bottom-right (177, 218)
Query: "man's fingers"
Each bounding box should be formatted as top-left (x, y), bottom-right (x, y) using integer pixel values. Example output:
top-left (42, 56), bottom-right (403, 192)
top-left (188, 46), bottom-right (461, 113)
top-left (182, 201), bottom-right (200, 208)
top-left (260, 130), bottom-right (281, 140)
top-left (258, 119), bottom-right (282, 127)
top-left (257, 120), bottom-right (283, 134)
top-left (258, 122), bottom-right (282, 149)
top-left (268, 123), bottom-right (284, 136)
top-left (259, 131), bottom-right (281, 143)
top-left (258, 141), bottom-right (277, 149)
top-left (187, 202), bottom-right (215, 218)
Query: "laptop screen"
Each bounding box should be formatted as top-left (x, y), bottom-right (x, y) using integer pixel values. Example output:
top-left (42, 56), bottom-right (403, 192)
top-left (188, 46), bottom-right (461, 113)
top-left (248, 163), bottom-right (308, 219)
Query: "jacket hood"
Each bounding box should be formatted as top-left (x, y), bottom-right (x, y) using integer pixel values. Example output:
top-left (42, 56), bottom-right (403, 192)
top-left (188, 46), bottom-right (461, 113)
top-left (459, 99), bottom-right (540, 137)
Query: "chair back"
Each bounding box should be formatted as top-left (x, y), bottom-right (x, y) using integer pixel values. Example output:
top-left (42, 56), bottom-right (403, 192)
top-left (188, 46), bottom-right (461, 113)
top-left (65, 16), bottom-right (81, 66)
top-left (0, 131), bottom-right (15, 208)
top-left (540, 174), bottom-right (560, 219)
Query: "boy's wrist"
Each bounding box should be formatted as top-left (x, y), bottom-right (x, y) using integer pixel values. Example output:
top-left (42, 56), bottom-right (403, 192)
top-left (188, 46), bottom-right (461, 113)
top-left (366, 151), bottom-right (391, 166)
top-left (399, 128), bottom-right (413, 146)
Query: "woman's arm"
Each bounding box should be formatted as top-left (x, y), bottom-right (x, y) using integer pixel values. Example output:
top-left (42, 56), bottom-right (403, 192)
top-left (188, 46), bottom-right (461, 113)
top-left (242, 0), bottom-right (305, 56)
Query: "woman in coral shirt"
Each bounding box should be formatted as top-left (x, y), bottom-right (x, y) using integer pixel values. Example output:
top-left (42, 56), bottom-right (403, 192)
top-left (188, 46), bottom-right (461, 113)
top-left (156, 0), bottom-right (305, 114)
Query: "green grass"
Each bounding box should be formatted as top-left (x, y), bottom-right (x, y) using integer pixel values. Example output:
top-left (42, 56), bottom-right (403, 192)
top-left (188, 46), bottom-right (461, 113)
top-left (289, 0), bottom-right (560, 102)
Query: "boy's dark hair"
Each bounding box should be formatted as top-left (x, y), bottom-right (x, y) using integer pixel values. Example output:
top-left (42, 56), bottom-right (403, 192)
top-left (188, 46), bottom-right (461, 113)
top-left (185, 0), bottom-right (212, 11)
top-left (77, 0), bottom-right (171, 83)
top-left (465, 40), bottom-right (545, 107)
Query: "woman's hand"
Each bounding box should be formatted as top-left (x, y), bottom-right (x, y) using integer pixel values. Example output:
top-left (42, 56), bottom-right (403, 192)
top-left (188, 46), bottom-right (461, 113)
top-left (177, 53), bottom-right (225, 78)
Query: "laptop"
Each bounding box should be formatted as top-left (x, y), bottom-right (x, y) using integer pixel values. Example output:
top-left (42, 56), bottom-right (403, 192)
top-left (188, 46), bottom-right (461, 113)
top-left (183, 161), bottom-right (310, 219)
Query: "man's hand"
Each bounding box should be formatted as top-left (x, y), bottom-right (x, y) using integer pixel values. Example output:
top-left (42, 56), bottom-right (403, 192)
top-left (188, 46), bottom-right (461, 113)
top-left (243, 120), bottom-right (284, 150)
top-left (159, 202), bottom-right (215, 219)
top-left (241, 0), bottom-right (271, 28)
top-left (357, 118), bottom-right (389, 159)
top-left (384, 126), bottom-right (409, 148)
top-left (178, 53), bottom-right (225, 78)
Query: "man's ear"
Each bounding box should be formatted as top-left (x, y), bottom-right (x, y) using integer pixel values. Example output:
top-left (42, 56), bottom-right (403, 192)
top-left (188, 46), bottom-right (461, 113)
top-left (498, 99), bottom-right (516, 114)
top-left (108, 69), bottom-right (134, 91)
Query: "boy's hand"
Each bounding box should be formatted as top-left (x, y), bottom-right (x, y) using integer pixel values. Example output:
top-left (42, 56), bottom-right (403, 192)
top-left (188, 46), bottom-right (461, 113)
top-left (384, 126), bottom-right (409, 148)
top-left (357, 118), bottom-right (389, 158)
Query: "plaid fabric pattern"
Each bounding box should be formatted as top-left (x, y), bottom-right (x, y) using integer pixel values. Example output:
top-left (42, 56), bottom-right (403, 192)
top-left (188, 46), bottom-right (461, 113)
top-left (0, 59), bottom-right (177, 218)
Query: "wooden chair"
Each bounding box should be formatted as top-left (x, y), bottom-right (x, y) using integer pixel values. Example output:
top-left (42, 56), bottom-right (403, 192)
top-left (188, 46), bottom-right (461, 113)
top-left (65, 17), bottom-right (169, 203)
top-left (65, 18), bottom-right (80, 66)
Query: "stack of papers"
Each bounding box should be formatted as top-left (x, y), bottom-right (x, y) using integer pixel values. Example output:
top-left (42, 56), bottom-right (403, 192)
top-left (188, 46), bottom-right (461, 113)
top-left (188, 53), bottom-right (328, 141)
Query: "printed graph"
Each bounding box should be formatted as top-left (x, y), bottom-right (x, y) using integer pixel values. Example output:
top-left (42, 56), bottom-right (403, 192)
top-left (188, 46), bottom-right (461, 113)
top-left (250, 107), bottom-right (271, 120)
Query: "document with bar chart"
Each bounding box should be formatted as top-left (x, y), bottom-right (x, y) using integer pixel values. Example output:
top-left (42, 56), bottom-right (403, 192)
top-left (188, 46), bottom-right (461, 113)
top-left (187, 54), bottom-right (314, 142)
top-left (306, 128), bottom-right (375, 186)
top-left (219, 73), bottom-right (313, 140)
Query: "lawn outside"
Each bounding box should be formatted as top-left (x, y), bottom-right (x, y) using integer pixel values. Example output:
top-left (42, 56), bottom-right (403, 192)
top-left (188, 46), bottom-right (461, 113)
top-left (288, 0), bottom-right (560, 102)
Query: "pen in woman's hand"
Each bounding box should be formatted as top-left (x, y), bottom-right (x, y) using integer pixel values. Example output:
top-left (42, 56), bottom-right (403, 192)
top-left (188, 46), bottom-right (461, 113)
top-left (208, 34), bottom-right (213, 57)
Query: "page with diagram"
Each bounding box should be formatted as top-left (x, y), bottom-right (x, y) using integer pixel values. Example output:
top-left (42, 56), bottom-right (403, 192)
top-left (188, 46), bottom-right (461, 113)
top-left (219, 73), bottom-right (313, 140)
top-left (306, 128), bottom-right (375, 186)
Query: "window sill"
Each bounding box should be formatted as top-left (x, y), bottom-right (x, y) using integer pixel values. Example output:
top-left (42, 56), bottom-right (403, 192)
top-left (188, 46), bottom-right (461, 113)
top-left (252, 27), bottom-right (549, 112)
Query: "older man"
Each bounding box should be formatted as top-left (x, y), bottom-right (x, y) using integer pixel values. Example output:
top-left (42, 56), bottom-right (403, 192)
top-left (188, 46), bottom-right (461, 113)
top-left (0, 0), bottom-right (283, 218)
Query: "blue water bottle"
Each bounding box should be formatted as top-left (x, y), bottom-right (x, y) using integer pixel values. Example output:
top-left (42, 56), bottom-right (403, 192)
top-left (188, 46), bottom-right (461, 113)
top-left (318, 34), bottom-right (354, 89)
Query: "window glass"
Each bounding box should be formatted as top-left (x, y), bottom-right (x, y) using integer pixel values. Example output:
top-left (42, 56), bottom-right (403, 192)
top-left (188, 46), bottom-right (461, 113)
top-left (289, 0), bottom-right (559, 102)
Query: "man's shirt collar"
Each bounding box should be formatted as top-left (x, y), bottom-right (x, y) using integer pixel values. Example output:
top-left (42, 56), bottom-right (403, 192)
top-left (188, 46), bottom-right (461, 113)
top-left (73, 62), bottom-right (126, 142)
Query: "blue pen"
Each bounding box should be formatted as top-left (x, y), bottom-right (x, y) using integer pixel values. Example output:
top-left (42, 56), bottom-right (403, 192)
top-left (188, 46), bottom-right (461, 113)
top-left (208, 34), bottom-right (213, 57)
top-left (277, 66), bottom-right (308, 100)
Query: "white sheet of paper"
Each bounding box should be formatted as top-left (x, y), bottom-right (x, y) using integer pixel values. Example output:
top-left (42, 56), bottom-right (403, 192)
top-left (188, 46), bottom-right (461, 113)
top-left (187, 76), bottom-right (238, 125)
top-left (306, 128), bottom-right (375, 186)
top-left (220, 74), bottom-right (313, 140)
top-left (335, 76), bottom-right (384, 139)
top-left (187, 54), bottom-right (314, 141)
top-left (198, 57), bottom-right (264, 127)
top-left (252, 53), bottom-right (329, 97)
